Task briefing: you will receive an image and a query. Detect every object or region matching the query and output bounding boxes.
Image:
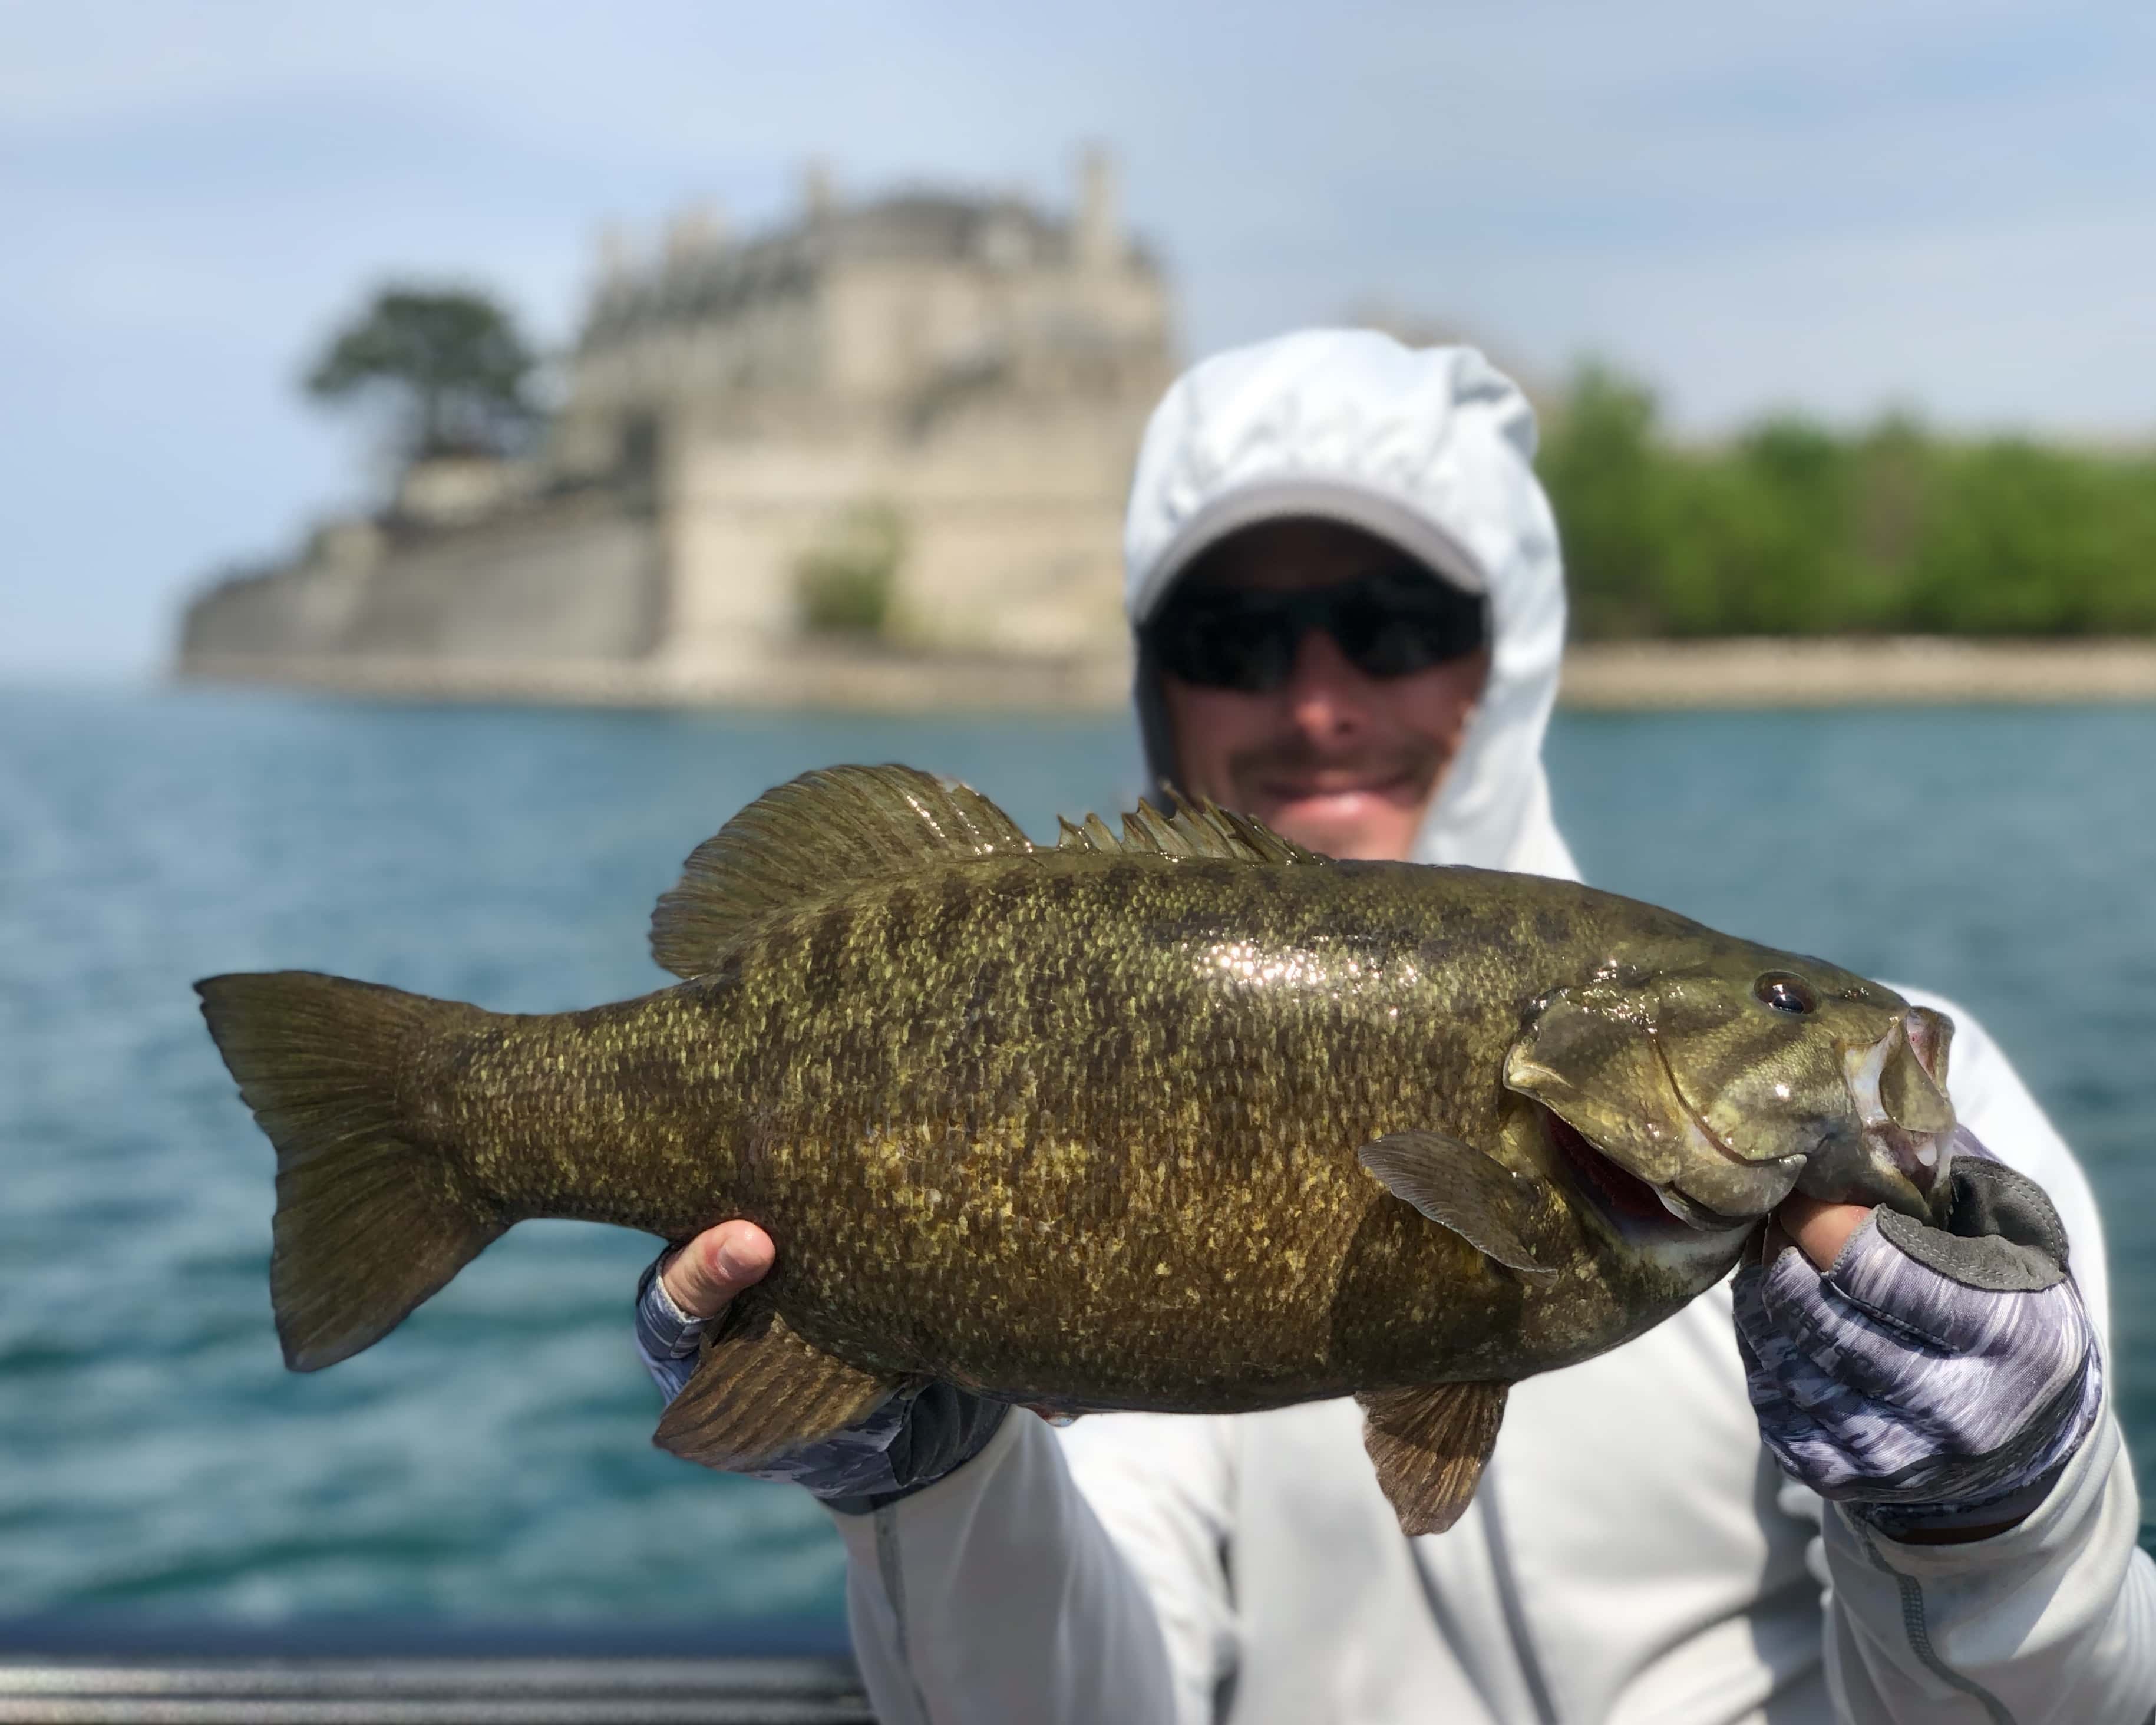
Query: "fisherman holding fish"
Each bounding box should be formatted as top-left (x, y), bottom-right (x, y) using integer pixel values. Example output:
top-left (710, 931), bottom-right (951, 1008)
top-left (636, 334), bottom-right (2156, 1721)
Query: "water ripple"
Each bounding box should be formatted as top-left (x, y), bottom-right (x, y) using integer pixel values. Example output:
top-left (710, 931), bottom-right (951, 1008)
top-left (3, 688), bottom-right (2148, 1622)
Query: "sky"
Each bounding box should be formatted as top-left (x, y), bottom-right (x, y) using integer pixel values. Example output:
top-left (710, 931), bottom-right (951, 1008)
top-left (4, 1), bottom-right (2153, 678)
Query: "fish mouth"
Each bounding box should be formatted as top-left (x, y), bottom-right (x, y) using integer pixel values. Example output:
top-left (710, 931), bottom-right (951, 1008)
top-left (1538, 1104), bottom-right (1750, 1238)
top-left (1832, 1013), bottom-right (1955, 1212)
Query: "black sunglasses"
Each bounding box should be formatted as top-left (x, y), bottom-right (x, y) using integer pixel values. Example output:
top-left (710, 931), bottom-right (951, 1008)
top-left (1144, 562), bottom-right (1489, 694)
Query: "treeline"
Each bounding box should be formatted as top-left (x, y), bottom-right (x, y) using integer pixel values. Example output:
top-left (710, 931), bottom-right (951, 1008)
top-left (1536, 367), bottom-right (2156, 638)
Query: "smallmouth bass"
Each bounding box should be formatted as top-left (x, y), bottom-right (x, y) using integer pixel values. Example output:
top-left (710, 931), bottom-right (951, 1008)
top-left (199, 766), bottom-right (1956, 1532)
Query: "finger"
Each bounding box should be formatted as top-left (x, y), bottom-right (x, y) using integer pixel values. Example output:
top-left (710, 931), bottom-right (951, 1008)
top-left (660, 1220), bottom-right (776, 1320)
top-left (1777, 1195), bottom-right (1873, 1271)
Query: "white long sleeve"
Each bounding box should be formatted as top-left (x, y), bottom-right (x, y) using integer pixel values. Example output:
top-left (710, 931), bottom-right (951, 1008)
top-left (828, 1410), bottom-right (1186, 1725)
top-left (1807, 990), bottom-right (2156, 1724)
top-left (1819, 1411), bottom-right (2156, 1723)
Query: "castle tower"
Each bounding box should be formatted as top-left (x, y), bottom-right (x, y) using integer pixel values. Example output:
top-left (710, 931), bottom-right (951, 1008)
top-left (1075, 147), bottom-right (1120, 273)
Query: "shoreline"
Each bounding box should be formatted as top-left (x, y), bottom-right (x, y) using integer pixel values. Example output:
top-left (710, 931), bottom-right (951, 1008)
top-left (1554, 636), bottom-right (2156, 710)
top-left (173, 636), bottom-right (2156, 714)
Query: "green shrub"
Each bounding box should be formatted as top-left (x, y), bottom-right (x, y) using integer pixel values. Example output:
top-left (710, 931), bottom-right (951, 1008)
top-left (795, 502), bottom-right (907, 638)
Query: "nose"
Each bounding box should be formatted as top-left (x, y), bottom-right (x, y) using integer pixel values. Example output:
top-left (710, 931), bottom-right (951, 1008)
top-left (1280, 628), bottom-right (1375, 739)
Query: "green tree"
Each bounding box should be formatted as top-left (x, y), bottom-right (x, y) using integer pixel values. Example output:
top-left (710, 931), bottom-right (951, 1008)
top-left (1536, 365), bottom-right (1670, 638)
top-left (305, 286), bottom-right (537, 460)
top-left (1537, 360), bottom-right (2156, 639)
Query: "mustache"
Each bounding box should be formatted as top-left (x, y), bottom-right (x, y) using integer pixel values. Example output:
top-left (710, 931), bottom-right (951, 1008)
top-left (1226, 736), bottom-right (1444, 793)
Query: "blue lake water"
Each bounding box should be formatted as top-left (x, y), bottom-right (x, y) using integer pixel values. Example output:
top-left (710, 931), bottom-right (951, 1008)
top-left (2, 687), bottom-right (2151, 1625)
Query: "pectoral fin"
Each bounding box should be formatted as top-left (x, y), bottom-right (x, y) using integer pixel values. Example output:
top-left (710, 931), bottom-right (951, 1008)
top-left (653, 1298), bottom-right (907, 1469)
top-left (1357, 1132), bottom-right (1557, 1281)
top-left (1358, 1381), bottom-right (1509, 1536)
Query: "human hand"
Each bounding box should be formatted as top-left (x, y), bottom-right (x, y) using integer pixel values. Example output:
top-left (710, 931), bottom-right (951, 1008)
top-left (1732, 1130), bottom-right (2102, 1543)
top-left (633, 1222), bottom-right (1006, 1507)
top-left (659, 1219), bottom-right (776, 1321)
top-left (632, 1221), bottom-right (772, 1407)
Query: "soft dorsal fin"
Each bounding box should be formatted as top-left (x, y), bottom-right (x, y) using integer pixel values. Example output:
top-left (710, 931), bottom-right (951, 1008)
top-left (651, 764), bottom-right (1035, 978)
top-left (1057, 789), bottom-right (1329, 868)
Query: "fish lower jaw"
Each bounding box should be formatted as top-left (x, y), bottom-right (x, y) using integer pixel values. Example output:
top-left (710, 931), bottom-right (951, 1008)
top-left (1650, 1183), bottom-right (1754, 1233)
top-left (1840, 1120), bottom-right (1951, 1219)
top-left (1540, 1107), bottom-right (1750, 1247)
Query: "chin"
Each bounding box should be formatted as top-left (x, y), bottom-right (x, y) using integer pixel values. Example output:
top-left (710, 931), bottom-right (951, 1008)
top-left (1318, 832), bottom-right (1417, 863)
top-left (1264, 803), bottom-right (1418, 862)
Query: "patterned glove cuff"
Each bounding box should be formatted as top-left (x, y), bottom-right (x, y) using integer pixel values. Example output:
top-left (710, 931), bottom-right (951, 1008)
top-left (634, 1251), bottom-right (708, 1360)
top-left (820, 1389), bottom-right (1011, 1514)
top-left (1855, 1343), bottom-right (2104, 1540)
top-left (1857, 1470), bottom-right (2064, 1541)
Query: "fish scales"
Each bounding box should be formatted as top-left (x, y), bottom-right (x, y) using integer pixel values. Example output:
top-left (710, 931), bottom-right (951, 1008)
top-left (342, 857), bottom-right (1678, 1397)
top-left (198, 764), bottom-right (1960, 1533)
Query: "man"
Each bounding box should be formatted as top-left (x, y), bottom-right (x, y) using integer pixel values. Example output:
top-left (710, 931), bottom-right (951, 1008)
top-left (638, 332), bottom-right (2156, 1721)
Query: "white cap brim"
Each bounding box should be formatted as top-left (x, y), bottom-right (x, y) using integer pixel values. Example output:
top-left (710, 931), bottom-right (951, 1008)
top-left (1132, 476), bottom-right (1489, 623)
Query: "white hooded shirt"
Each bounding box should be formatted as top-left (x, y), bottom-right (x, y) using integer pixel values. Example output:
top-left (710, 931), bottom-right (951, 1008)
top-left (829, 332), bottom-right (2156, 1724)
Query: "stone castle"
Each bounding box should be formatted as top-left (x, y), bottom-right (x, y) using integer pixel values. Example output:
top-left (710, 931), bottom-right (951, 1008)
top-left (178, 153), bottom-right (1175, 707)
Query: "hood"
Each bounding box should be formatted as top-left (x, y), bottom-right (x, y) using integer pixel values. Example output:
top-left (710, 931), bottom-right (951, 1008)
top-left (1122, 329), bottom-right (1577, 882)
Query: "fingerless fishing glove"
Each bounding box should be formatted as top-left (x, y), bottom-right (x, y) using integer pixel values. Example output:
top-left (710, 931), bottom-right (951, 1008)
top-left (1732, 1129), bottom-right (2102, 1538)
top-left (633, 1254), bottom-right (1006, 1512)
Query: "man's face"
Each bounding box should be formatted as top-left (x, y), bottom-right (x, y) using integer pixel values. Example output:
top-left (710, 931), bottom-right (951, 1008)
top-left (1157, 519), bottom-right (1490, 863)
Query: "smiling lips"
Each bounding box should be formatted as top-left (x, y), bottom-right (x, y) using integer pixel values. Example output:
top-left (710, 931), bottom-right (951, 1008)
top-left (1261, 767), bottom-right (1425, 810)
top-left (1233, 735), bottom-right (1443, 810)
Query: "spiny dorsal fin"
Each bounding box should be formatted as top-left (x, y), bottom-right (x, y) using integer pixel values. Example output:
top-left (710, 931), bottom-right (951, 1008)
top-left (655, 770), bottom-right (1327, 980)
top-left (1055, 789), bottom-right (1329, 867)
top-left (652, 764), bottom-right (1034, 979)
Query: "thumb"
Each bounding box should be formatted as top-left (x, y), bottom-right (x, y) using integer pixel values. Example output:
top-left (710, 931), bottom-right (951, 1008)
top-left (659, 1219), bottom-right (777, 1320)
top-left (1772, 1195), bottom-right (1874, 1271)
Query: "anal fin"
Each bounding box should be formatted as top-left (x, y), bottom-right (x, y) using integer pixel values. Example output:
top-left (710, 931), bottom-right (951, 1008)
top-left (1358, 1381), bottom-right (1509, 1536)
top-left (654, 1298), bottom-right (906, 1469)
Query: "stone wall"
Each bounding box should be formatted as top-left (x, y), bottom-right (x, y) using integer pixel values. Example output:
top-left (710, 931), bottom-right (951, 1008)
top-left (178, 522), bottom-right (379, 662)
top-left (180, 494), bottom-right (663, 671)
top-left (341, 494), bottom-right (662, 662)
top-left (658, 387), bottom-right (1147, 677)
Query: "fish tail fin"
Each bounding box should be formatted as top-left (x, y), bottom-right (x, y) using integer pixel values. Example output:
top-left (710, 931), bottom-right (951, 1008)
top-left (196, 971), bottom-right (507, 1372)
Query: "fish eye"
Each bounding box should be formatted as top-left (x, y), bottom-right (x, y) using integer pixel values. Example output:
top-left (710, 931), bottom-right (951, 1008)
top-left (1754, 972), bottom-right (1818, 1015)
